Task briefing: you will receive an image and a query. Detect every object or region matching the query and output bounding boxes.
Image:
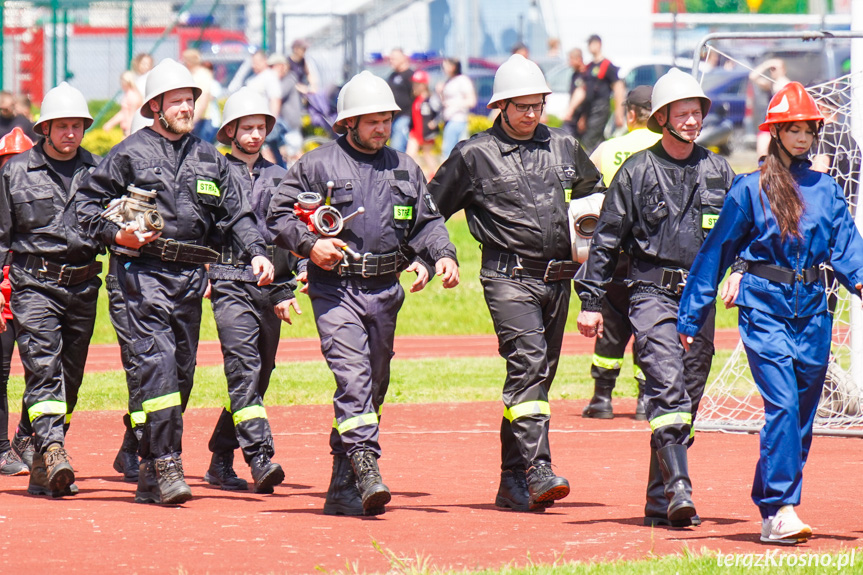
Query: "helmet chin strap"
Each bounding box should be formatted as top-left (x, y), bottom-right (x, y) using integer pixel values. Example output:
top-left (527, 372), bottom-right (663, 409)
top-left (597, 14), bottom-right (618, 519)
top-left (43, 120), bottom-right (60, 151)
top-left (661, 105), bottom-right (701, 144)
top-left (772, 133), bottom-right (809, 162)
top-left (501, 101), bottom-right (516, 133)
top-left (231, 120), bottom-right (255, 155)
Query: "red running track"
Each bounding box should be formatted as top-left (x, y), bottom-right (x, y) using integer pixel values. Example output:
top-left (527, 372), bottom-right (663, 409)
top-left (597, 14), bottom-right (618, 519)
top-left (8, 329), bottom-right (743, 375)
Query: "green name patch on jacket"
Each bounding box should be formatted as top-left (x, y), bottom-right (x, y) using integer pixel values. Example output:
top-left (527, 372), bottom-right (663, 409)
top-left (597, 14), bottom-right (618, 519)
top-left (702, 214), bottom-right (719, 229)
top-left (197, 180), bottom-right (220, 197)
top-left (564, 188), bottom-right (572, 203)
top-left (394, 205), bottom-right (413, 220)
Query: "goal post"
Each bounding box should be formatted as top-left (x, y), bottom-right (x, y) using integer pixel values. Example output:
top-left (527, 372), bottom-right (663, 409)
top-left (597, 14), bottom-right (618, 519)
top-left (687, 30), bottom-right (863, 436)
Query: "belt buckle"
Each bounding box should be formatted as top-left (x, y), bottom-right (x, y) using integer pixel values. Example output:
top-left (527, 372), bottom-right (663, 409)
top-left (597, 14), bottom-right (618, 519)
top-left (361, 253), bottom-right (372, 278)
top-left (161, 239), bottom-right (180, 262)
top-left (543, 260), bottom-right (559, 283)
top-left (661, 268), bottom-right (687, 295)
top-left (37, 258), bottom-right (49, 276)
top-left (510, 254), bottom-right (524, 279)
top-left (57, 264), bottom-right (71, 286)
top-left (796, 273), bottom-right (804, 283)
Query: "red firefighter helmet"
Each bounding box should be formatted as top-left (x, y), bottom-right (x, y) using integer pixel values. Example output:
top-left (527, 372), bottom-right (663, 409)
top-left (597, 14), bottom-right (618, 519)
top-left (0, 127), bottom-right (35, 158)
top-left (412, 70), bottom-right (430, 84)
top-left (759, 81), bottom-right (824, 131)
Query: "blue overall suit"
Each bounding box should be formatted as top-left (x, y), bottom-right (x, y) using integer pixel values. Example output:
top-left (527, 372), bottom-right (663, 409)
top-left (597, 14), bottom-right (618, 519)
top-left (678, 160), bottom-right (863, 519)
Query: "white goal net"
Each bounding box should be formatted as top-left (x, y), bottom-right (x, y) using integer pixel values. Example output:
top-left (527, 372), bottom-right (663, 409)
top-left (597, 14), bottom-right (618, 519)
top-left (693, 41), bottom-right (863, 436)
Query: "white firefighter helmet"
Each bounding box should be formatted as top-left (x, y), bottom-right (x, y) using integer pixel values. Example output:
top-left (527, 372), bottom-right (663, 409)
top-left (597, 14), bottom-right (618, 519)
top-left (487, 54), bottom-right (551, 109)
top-left (333, 71), bottom-right (400, 135)
top-left (33, 82), bottom-right (94, 133)
top-left (129, 108), bottom-right (152, 134)
top-left (217, 87), bottom-right (276, 145)
top-left (141, 58), bottom-right (202, 119)
top-left (569, 192), bottom-right (605, 263)
top-left (647, 67), bottom-right (711, 133)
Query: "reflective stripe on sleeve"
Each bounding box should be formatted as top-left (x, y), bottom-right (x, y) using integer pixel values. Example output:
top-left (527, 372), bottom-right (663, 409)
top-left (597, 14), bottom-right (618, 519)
top-left (503, 400), bottom-right (550, 422)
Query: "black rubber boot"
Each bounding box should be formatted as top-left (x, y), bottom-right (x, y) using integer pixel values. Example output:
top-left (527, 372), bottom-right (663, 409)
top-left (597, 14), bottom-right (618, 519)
top-left (250, 451), bottom-right (285, 494)
top-left (324, 455), bottom-right (365, 516)
top-left (526, 463), bottom-right (570, 509)
top-left (350, 450), bottom-right (391, 512)
top-left (657, 444), bottom-right (696, 523)
top-left (135, 459), bottom-right (160, 504)
top-left (154, 453), bottom-right (192, 505)
top-left (495, 468), bottom-right (549, 512)
top-left (634, 379), bottom-right (647, 421)
top-left (581, 379), bottom-right (615, 419)
top-left (204, 451), bottom-right (249, 491)
top-left (644, 447), bottom-right (701, 528)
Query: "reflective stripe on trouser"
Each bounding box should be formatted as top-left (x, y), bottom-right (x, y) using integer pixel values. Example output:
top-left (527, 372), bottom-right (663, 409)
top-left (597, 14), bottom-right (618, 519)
top-left (207, 280), bottom-right (280, 463)
top-left (741, 307), bottom-right (830, 518)
top-left (10, 264), bottom-right (99, 453)
top-left (629, 294), bottom-right (715, 450)
top-left (107, 264), bottom-right (143, 449)
top-left (591, 279), bottom-right (639, 383)
top-left (118, 260), bottom-right (205, 459)
top-left (310, 280), bottom-right (404, 458)
top-left (481, 273), bottom-right (569, 471)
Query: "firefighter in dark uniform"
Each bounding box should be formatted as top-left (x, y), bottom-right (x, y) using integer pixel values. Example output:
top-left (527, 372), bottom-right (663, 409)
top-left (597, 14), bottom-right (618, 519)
top-left (76, 58), bottom-right (274, 505)
top-left (428, 54), bottom-right (603, 512)
top-left (576, 68), bottom-right (735, 527)
top-left (0, 82), bottom-right (103, 497)
top-left (203, 87), bottom-right (300, 494)
top-left (267, 71), bottom-right (459, 516)
top-left (580, 85), bottom-right (660, 420)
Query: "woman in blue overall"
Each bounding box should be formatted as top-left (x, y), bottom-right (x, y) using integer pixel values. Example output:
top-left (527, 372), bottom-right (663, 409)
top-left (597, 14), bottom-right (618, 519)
top-left (677, 82), bottom-right (863, 545)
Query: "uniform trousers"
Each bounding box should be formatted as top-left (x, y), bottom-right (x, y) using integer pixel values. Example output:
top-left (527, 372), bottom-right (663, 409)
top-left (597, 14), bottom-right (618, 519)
top-left (116, 258), bottom-right (206, 458)
top-left (209, 279), bottom-right (281, 463)
top-left (740, 307), bottom-right (830, 519)
top-left (480, 272), bottom-right (570, 471)
top-left (310, 278), bottom-right (404, 458)
top-left (629, 293), bottom-right (715, 449)
top-left (592, 279), bottom-right (641, 382)
top-left (10, 265), bottom-right (99, 453)
top-left (106, 270), bottom-right (144, 448)
top-left (0, 325), bottom-right (30, 452)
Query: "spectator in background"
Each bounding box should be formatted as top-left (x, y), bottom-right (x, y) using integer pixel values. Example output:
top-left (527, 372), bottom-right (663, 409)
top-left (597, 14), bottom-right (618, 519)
top-left (102, 71), bottom-right (143, 137)
top-left (14, 94), bottom-right (33, 122)
top-left (547, 38), bottom-right (562, 61)
top-left (182, 48), bottom-right (219, 144)
top-left (511, 42), bottom-right (530, 59)
top-left (577, 34), bottom-right (626, 153)
top-left (288, 39), bottom-right (317, 98)
top-left (811, 90), bottom-right (861, 214)
top-left (245, 50), bottom-right (285, 164)
top-left (750, 58), bottom-right (791, 158)
top-left (131, 52), bottom-right (154, 97)
top-left (386, 48), bottom-right (415, 152)
top-left (271, 54), bottom-right (306, 164)
top-left (438, 57), bottom-right (476, 160)
top-left (0, 91), bottom-right (35, 140)
top-left (562, 48), bottom-right (587, 138)
top-left (406, 69), bottom-right (439, 179)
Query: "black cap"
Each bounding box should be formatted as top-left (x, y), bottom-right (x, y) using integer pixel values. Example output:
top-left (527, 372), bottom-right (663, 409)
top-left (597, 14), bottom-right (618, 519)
top-left (587, 34), bottom-right (602, 45)
top-left (626, 85), bottom-right (653, 109)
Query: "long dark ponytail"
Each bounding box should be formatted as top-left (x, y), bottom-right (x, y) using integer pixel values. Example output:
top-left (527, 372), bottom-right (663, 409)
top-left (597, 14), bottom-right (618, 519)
top-left (758, 120), bottom-right (820, 240)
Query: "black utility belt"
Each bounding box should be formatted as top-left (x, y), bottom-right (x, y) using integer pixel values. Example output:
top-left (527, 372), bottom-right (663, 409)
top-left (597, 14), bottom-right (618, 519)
top-left (16, 255), bottom-right (102, 287)
top-left (748, 262), bottom-right (820, 285)
top-left (629, 264), bottom-right (688, 295)
top-left (218, 244), bottom-right (276, 267)
top-left (139, 238), bottom-right (219, 265)
top-left (337, 251), bottom-right (405, 278)
top-left (482, 248), bottom-right (579, 282)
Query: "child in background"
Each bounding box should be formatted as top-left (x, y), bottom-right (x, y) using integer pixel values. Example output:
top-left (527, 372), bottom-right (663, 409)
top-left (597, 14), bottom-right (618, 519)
top-left (406, 70), bottom-right (440, 179)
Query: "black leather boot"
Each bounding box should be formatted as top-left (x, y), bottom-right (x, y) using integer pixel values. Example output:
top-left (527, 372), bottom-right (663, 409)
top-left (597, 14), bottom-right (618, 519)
top-left (634, 379), bottom-right (647, 421)
top-left (350, 450), bottom-right (391, 512)
top-left (154, 453), bottom-right (192, 505)
top-left (204, 451), bottom-right (249, 491)
top-left (135, 459), bottom-right (160, 504)
top-left (582, 379), bottom-right (615, 419)
top-left (250, 451), bottom-right (285, 494)
top-left (495, 468), bottom-right (529, 511)
top-left (526, 463), bottom-right (570, 509)
top-left (113, 426), bottom-right (140, 483)
top-left (657, 444), bottom-right (696, 523)
top-left (324, 455), bottom-right (364, 516)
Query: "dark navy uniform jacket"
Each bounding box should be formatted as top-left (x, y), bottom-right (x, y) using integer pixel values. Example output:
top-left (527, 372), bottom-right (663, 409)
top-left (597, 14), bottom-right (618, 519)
top-left (74, 126), bottom-right (266, 258)
top-left (678, 160), bottom-right (863, 337)
top-left (0, 142), bottom-right (102, 264)
top-left (267, 136), bottom-right (456, 270)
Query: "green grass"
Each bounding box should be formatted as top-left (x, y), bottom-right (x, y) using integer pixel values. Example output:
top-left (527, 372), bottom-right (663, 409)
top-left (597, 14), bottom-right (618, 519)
top-left (88, 214), bottom-right (739, 345)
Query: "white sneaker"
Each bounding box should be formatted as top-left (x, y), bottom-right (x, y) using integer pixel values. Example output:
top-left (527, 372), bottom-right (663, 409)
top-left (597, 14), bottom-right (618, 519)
top-left (760, 505), bottom-right (812, 545)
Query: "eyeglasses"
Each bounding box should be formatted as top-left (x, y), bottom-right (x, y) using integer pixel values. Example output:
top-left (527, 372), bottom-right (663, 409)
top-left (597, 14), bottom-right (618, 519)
top-left (509, 101), bottom-right (545, 113)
